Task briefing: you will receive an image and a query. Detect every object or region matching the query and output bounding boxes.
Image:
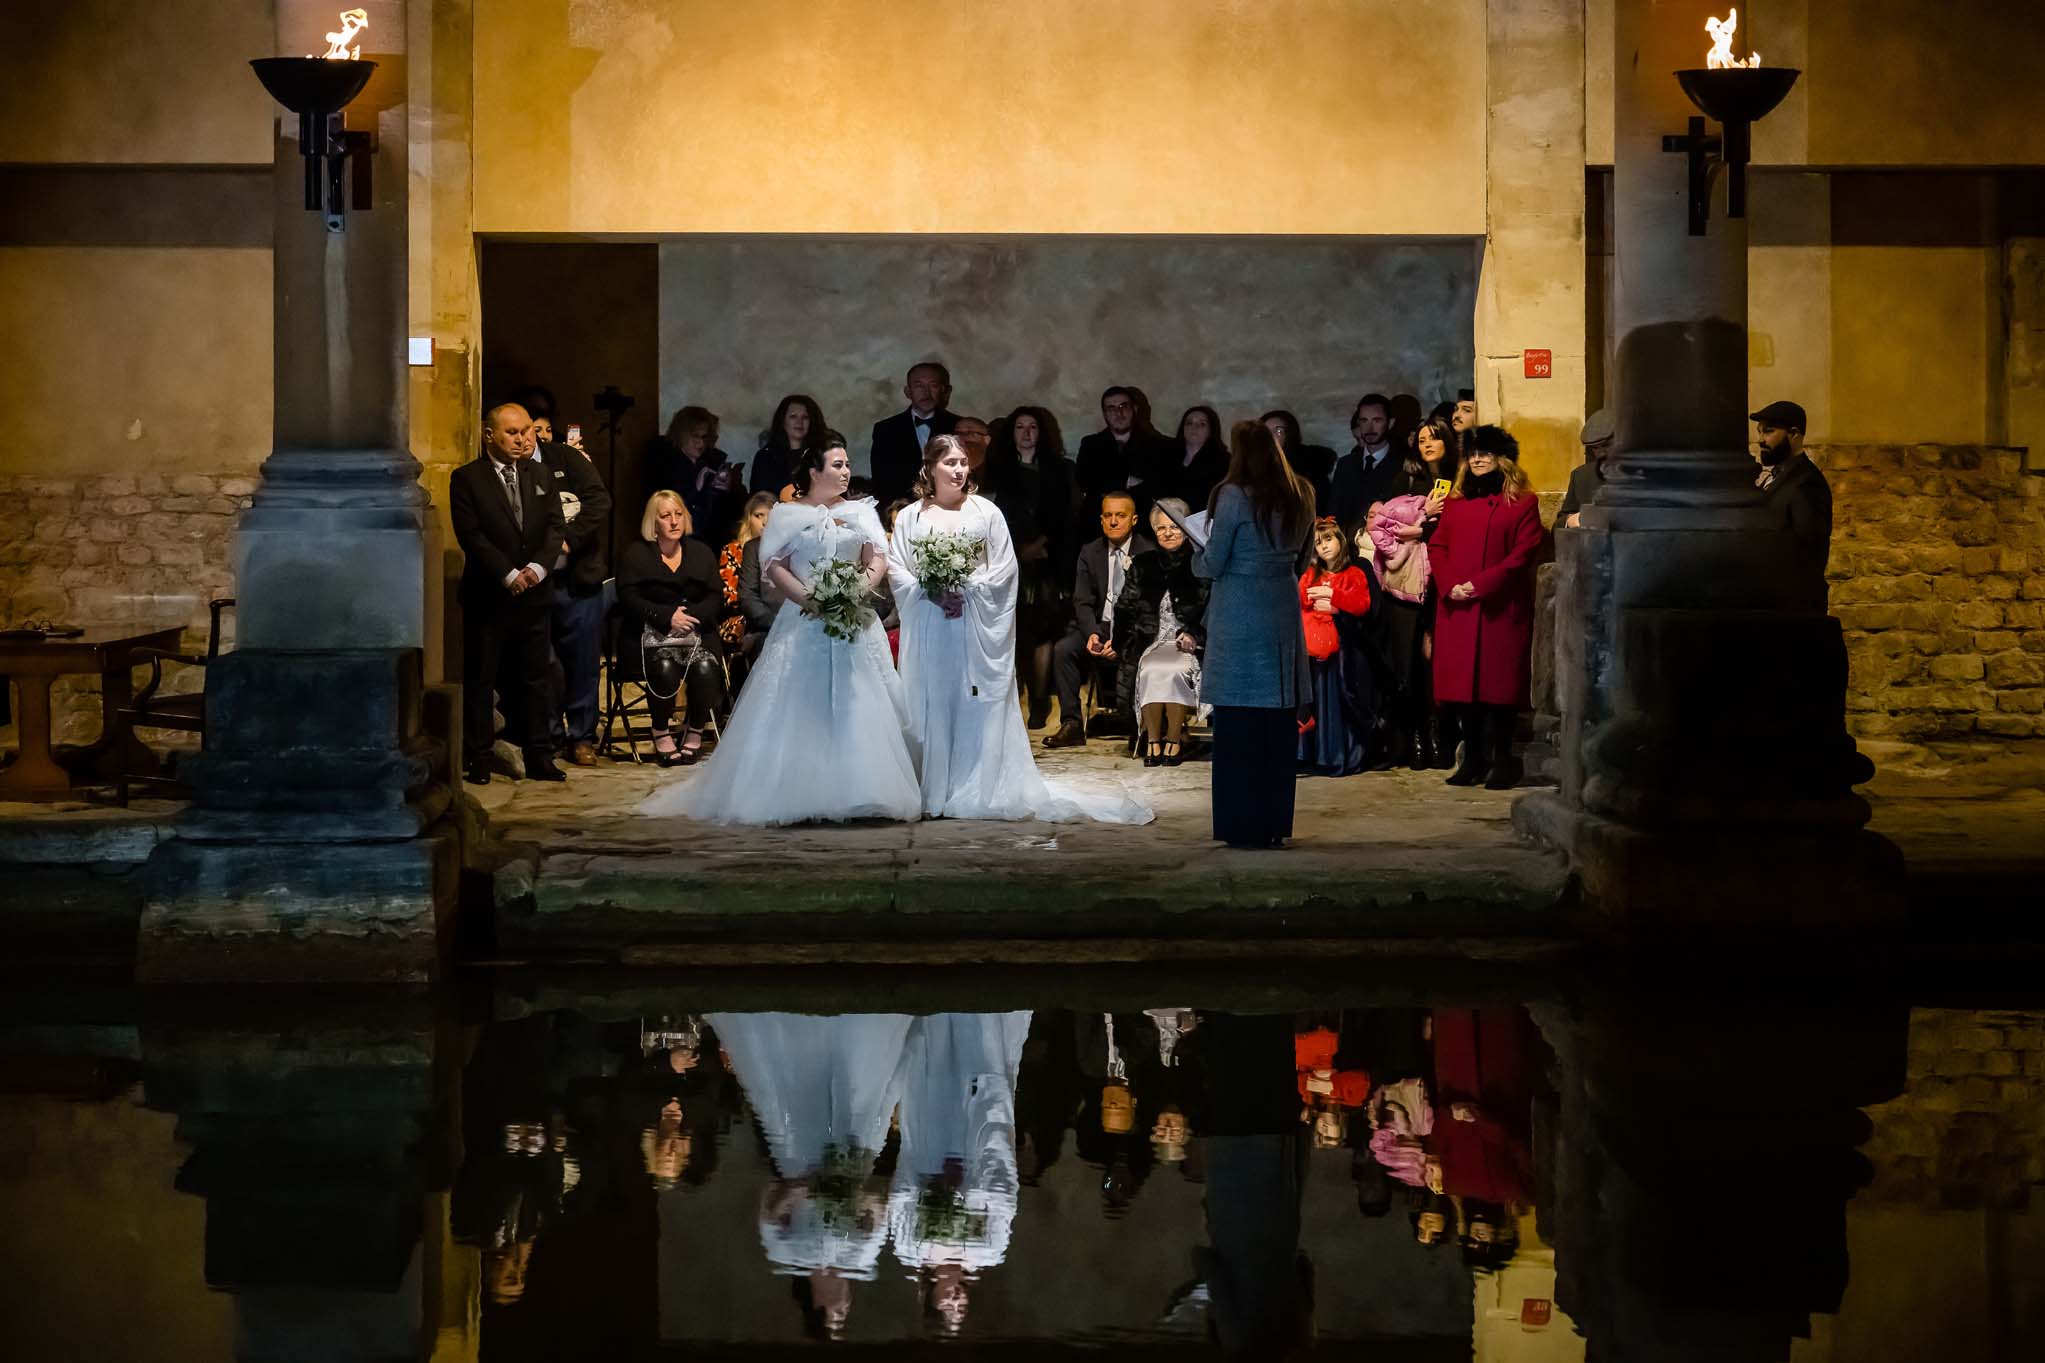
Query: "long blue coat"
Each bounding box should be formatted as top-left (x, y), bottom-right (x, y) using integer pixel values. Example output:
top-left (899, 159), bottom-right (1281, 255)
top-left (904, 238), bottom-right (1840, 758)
top-left (1193, 486), bottom-right (1311, 709)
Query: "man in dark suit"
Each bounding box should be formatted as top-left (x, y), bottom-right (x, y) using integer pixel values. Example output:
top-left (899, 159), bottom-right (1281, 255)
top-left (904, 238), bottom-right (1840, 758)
top-left (734, 533), bottom-right (786, 661)
top-left (1752, 399), bottom-right (1833, 612)
top-left (1329, 393), bottom-right (1408, 533)
top-left (451, 403), bottom-right (569, 784)
top-left (1043, 492), bottom-right (1156, 749)
top-left (1074, 386), bottom-right (1173, 531)
top-left (530, 425), bottom-right (612, 766)
top-left (869, 360), bottom-right (958, 507)
top-left (1555, 408), bottom-right (1613, 530)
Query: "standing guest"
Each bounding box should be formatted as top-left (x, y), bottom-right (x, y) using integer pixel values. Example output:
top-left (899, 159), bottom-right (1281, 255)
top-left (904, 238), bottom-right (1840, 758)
top-left (1411, 417), bottom-right (1460, 496)
top-left (1451, 389), bottom-right (1478, 440)
top-left (1194, 422), bottom-right (1314, 848)
top-left (1075, 387), bottom-right (1171, 530)
top-left (1162, 405), bottom-right (1228, 511)
top-left (719, 492), bottom-right (776, 671)
top-left (1556, 408), bottom-right (1613, 530)
top-left (1407, 416), bottom-right (1462, 768)
top-left (1387, 393), bottom-right (1425, 455)
top-left (1364, 486), bottom-right (1445, 769)
top-left (951, 414), bottom-right (991, 479)
top-left (618, 491), bottom-right (728, 766)
top-left (450, 403), bottom-right (568, 785)
top-left (530, 417), bottom-right (613, 766)
top-left (1297, 517), bottom-right (1375, 777)
top-left (1329, 393), bottom-right (1406, 533)
top-left (985, 406), bottom-right (1080, 728)
top-left (1261, 409), bottom-right (1338, 518)
top-left (870, 361), bottom-right (958, 507)
top-left (646, 406), bottom-right (744, 542)
top-left (1110, 500), bottom-right (1209, 766)
top-left (750, 394), bottom-right (828, 501)
top-left (1430, 425), bottom-right (1543, 790)
top-left (1043, 493), bottom-right (1154, 750)
top-left (1751, 399), bottom-right (1833, 611)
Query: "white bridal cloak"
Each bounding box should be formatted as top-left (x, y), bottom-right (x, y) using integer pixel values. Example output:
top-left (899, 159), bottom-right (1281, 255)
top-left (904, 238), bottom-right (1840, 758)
top-left (639, 498), bottom-right (922, 825)
top-left (887, 496), bottom-right (1152, 824)
top-left (707, 1011), bottom-right (915, 1279)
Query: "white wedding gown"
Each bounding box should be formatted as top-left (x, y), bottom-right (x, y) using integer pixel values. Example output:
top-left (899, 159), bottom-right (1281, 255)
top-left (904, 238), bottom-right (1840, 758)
top-left (888, 496), bottom-right (1152, 824)
top-left (639, 498), bottom-right (922, 825)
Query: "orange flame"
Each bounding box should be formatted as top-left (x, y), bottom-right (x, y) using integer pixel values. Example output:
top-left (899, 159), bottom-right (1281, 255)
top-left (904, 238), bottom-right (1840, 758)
top-left (318, 8), bottom-right (369, 60)
top-left (1705, 8), bottom-right (1761, 69)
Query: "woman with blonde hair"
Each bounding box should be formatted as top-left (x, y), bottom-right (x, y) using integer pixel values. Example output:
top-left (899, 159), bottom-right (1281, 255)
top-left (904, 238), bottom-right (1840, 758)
top-left (617, 490), bottom-right (729, 765)
top-left (1428, 425), bottom-right (1542, 789)
top-left (1194, 422), bottom-right (1315, 848)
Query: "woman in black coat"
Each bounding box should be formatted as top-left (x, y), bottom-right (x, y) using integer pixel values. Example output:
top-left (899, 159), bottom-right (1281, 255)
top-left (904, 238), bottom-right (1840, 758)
top-left (1109, 500), bottom-right (1211, 765)
top-left (616, 491), bottom-right (727, 765)
top-left (747, 394), bottom-right (828, 499)
top-left (985, 406), bottom-right (1082, 729)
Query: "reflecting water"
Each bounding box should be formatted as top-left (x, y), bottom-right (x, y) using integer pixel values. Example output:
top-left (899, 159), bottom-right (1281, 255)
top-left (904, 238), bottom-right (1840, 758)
top-left (3, 984), bottom-right (2042, 1361)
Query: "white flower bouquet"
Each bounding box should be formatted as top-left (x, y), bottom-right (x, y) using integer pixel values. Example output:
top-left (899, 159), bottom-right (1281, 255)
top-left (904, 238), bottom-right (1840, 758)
top-left (803, 557), bottom-right (877, 642)
top-left (910, 530), bottom-right (984, 599)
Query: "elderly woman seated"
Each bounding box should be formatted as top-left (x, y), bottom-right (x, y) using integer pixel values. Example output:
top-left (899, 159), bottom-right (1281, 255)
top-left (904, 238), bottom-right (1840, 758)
top-left (1108, 498), bottom-right (1209, 765)
top-left (617, 490), bottom-right (728, 765)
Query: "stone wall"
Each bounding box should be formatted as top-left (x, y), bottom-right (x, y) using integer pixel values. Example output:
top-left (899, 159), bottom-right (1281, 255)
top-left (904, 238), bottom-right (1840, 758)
top-left (1825, 443), bottom-right (2045, 743)
top-left (1862, 1008), bottom-right (2045, 1209)
top-left (1, 473), bottom-right (247, 746)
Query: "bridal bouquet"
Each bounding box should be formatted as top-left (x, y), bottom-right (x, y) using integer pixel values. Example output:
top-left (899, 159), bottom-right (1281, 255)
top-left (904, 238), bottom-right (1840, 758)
top-left (803, 557), bottom-right (877, 642)
top-left (910, 530), bottom-right (984, 598)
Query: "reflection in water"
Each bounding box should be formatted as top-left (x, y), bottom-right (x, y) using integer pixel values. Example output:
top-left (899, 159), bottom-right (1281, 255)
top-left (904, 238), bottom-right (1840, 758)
top-left (4, 993), bottom-right (2042, 1359)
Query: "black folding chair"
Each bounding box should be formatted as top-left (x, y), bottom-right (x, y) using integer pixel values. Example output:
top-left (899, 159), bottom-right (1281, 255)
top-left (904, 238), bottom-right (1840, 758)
top-left (116, 596), bottom-right (234, 804)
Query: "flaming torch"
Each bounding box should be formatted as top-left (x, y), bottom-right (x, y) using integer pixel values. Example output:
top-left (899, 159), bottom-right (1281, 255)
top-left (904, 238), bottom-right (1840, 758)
top-left (1665, 10), bottom-right (1800, 234)
top-left (251, 11), bottom-right (378, 230)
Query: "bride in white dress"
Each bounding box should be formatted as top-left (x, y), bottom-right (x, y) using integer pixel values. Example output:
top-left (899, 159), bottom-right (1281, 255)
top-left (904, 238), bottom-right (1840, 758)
top-left (640, 437), bottom-right (922, 825)
top-left (886, 436), bottom-right (1151, 824)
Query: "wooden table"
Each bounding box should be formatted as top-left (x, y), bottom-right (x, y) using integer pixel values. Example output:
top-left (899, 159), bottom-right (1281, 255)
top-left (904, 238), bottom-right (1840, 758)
top-left (0, 624), bottom-right (183, 801)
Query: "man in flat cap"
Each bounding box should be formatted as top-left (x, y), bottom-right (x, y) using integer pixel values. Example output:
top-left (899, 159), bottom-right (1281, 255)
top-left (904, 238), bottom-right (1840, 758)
top-left (1751, 399), bottom-right (1832, 611)
top-left (1555, 408), bottom-right (1614, 530)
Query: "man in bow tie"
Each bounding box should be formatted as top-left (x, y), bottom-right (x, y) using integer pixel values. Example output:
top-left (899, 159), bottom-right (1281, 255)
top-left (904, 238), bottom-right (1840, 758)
top-left (869, 360), bottom-right (958, 506)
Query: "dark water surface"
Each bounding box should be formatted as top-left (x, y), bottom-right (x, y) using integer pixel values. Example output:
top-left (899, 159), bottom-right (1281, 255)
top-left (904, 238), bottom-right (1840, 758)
top-left (3, 972), bottom-right (2041, 1361)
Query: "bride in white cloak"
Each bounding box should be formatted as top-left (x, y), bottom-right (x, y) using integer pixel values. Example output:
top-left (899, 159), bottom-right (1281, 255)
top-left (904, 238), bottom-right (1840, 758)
top-left (639, 437), bottom-right (921, 826)
top-left (886, 437), bottom-right (1151, 824)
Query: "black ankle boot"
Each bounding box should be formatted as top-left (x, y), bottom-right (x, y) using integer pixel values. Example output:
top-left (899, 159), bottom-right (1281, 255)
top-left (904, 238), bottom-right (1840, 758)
top-left (1410, 724), bottom-right (1433, 771)
top-left (1483, 708), bottom-right (1522, 789)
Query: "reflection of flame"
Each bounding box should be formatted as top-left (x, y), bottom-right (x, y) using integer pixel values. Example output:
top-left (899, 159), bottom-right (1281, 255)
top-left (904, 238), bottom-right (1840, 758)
top-left (319, 8), bottom-right (369, 60)
top-left (1705, 8), bottom-right (1761, 69)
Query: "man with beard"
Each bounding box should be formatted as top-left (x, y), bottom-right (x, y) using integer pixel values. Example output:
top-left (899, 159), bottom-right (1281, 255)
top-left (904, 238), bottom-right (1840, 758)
top-left (1750, 400), bottom-right (1832, 611)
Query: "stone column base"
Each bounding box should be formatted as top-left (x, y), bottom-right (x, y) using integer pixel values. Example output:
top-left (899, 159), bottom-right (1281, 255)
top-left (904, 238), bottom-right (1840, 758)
top-left (1513, 788), bottom-right (1906, 933)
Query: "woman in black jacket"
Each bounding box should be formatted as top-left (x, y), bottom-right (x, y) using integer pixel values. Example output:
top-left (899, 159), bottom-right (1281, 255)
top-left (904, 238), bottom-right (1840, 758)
top-left (1109, 499), bottom-right (1211, 765)
top-left (984, 406), bottom-right (1081, 730)
top-left (617, 491), bottom-right (727, 765)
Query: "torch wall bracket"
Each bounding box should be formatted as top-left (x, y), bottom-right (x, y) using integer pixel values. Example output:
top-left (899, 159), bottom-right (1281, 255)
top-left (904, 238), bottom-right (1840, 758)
top-left (1662, 117), bottom-right (1726, 237)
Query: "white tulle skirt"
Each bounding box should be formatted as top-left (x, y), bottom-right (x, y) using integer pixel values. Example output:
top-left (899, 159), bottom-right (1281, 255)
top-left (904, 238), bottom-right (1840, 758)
top-left (638, 602), bottom-right (922, 826)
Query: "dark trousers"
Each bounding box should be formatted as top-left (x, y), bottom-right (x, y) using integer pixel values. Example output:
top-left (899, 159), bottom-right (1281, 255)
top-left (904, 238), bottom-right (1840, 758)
top-left (646, 647), bottom-right (725, 731)
top-left (463, 596), bottom-right (553, 767)
top-left (1052, 627), bottom-right (1118, 725)
top-left (1210, 705), bottom-right (1299, 847)
top-left (547, 588), bottom-right (606, 745)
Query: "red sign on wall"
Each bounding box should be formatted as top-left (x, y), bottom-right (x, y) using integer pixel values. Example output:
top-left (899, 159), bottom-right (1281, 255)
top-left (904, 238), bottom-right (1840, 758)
top-left (1520, 1298), bottom-right (1553, 1328)
top-left (1523, 349), bottom-right (1553, 379)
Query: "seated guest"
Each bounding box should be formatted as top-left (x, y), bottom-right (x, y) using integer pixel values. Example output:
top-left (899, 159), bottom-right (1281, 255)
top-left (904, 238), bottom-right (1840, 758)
top-left (451, 403), bottom-right (567, 784)
top-left (1261, 409), bottom-right (1338, 518)
top-left (1162, 405), bottom-right (1228, 511)
top-left (1330, 393), bottom-right (1406, 533)
top-left (1044, 492), bottom-right (1154, 749)
top-left (750, 394), bottom-right (828, 499)
top-left (645, 405), bottom-right (743, 541)
top-left (718, 492), bottom-right (775, 685)
top-left (1298, 517), bottom-right (1375, 776)
top-left (734, 501), bottom-right (787, 663)
top-left (984, 406), bottom-right (1079, 728)
top-left (618, 491), bottom-right (728, 766)
top-left (1430, 426), bottom-right (1542, 789)
top-left (530, 410), bottom-right (613, 766)
top-left (1076, 386), bottom-right (1172, 532)
top-left (1109, 499), bottom-right (1209, 766)
top-left (1365, 491), bottom-right (1442, 769)
top-left (870, 361), bottom-right (958, 506)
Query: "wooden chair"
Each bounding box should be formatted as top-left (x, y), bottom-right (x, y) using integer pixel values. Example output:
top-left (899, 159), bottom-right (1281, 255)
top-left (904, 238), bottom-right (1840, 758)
top-left (115, 596), bottom-right (234, 805)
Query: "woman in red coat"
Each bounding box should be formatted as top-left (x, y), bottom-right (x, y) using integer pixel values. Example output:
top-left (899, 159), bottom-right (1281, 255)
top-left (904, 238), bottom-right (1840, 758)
top-left (1429, 425), bottom-right (1543, 789)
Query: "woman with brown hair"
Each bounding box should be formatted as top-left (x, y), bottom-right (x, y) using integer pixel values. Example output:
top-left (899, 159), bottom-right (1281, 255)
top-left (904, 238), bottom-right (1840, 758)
top-left (1194, 422), bottom-right (1316, 848)
top-left (748, 393), bottom-right (829, 500)
top-left (1429, 425), bottom-right (1543, 789)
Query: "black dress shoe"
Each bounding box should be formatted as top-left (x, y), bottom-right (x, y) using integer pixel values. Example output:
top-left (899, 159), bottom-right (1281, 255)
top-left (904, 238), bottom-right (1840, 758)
top-left (526, 757), bottom-right (568, 782)
top-left (462, 763), bottom-right (492, 786)
top-left (1042, 720), bottom-right (1086, 749)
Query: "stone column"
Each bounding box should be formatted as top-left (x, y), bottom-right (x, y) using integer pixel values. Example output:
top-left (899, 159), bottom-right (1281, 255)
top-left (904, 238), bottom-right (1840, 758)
top-left (1515, 0), bottom-right (1902, 930)
top-left (141, 0), bottom-right (460, 984)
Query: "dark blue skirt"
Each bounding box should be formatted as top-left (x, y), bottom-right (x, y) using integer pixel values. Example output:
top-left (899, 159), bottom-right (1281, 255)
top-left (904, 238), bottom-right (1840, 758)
top-left (1299, 654), bottom-right (1368, 776)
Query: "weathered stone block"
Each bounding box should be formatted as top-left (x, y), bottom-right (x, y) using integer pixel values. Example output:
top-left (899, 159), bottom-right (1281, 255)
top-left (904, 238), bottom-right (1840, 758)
top-left (171, 474), bottom-right (218, 496)
top-left (1979, 714), bottom-right (2045, 738)
top-left (217, 476), bottom-right (259, 497)
top-left (1973, 630), bottom-right (2019, 652)
top-left (1985, 651), bottom-right (2045, 687)
top-left (1981, 577), bottom-right (2019, 601)
top-left (158, 496), bottom-right (204, 513)
top-left (1996, 690), bottom-right (2045, 714)
top-left (155, 542), bottom-right (203, 567)
top-left (114, 543), bottom-right (151, 566)
top-left (2003, 602), bottom-right (2044, 628)
top-left (1951, 601), bottom-right (2002, 628)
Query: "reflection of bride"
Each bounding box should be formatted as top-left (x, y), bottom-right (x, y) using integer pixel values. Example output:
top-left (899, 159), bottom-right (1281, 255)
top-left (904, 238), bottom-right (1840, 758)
top-left (708, 1011), bottom-right (914, 1337)
top-left (639, 437), bottom-right (921, 826)
top-left (887, 437), bottom-right (1151, 823)
top-left (885, 1011), bottom-right (1032, 1334)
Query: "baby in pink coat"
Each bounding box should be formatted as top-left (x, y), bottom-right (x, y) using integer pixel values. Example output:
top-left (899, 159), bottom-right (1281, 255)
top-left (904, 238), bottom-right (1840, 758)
top-left (1365, 494), bottom-right (1432, 604)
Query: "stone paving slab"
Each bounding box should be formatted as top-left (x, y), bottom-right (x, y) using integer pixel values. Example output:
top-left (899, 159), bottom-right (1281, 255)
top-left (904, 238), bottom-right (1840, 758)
top-left (474, 744), bottom-right (1572, 960)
